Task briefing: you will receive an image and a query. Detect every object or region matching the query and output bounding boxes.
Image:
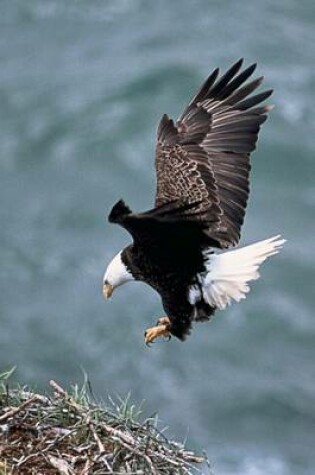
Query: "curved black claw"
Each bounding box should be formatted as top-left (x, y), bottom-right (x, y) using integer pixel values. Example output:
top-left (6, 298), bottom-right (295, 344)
top-left (144, 330), bottom-right (153, 347)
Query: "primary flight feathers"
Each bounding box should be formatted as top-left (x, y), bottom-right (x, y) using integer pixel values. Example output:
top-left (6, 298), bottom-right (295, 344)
top-left (155, 58), bottom-right (273, 248)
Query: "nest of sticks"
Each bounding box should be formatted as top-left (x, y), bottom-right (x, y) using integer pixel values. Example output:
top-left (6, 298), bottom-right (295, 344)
top-left (0, 372), bottom-right (207, 474)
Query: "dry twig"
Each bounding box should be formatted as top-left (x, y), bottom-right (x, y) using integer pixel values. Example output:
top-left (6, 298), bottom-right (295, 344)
top-left (0, 379), bottom-right (207, 474)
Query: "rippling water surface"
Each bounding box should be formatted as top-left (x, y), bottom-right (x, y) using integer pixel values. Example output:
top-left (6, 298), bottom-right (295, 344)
top-left (1, 1), bottom-right (315, 474)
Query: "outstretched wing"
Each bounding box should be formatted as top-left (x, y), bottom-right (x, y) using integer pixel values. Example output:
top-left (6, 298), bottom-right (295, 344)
top-left (155, 59), bottom-right (273, 248)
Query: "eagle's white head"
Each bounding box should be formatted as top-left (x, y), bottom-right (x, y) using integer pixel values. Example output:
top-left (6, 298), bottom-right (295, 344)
top-left (103, 250), bottom-right (134, 299)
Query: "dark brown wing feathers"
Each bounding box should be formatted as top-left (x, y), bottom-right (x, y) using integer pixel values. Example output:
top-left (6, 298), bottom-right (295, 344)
top-left (109, 198), bottom-right (221, 253)
top-left (155, 58), bottom-right (272, 248)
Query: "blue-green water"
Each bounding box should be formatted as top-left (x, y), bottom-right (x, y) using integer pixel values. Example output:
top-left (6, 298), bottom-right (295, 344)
top-left (1, 1), bottom-right (315, 473)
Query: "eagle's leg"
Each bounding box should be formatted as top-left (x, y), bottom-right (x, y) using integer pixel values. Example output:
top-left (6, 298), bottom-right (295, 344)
top-left (156, 316), bottom-right (171, 327)
top-left (144, 317), bottom-right (171, 345)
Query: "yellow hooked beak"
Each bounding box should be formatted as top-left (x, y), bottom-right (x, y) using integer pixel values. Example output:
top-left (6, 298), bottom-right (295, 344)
top-left (103, 283), bottom-right (114, 300)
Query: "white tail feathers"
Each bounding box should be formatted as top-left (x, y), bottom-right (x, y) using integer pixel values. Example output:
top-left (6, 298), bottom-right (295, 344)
top-left (202, 235), bottom-right (286, 310)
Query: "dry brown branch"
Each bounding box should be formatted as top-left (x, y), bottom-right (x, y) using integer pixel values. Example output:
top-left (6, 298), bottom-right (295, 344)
top-left (0, 395), bottom-right (39, 422)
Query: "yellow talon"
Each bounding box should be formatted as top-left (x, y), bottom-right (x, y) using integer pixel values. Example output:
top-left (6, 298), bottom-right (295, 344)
top-left (144, 324), bottom-right (171, 346)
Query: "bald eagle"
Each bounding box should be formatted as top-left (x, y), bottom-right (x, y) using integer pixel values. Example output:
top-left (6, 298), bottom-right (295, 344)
top-left (103, 59), bottom-right (285, 344)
